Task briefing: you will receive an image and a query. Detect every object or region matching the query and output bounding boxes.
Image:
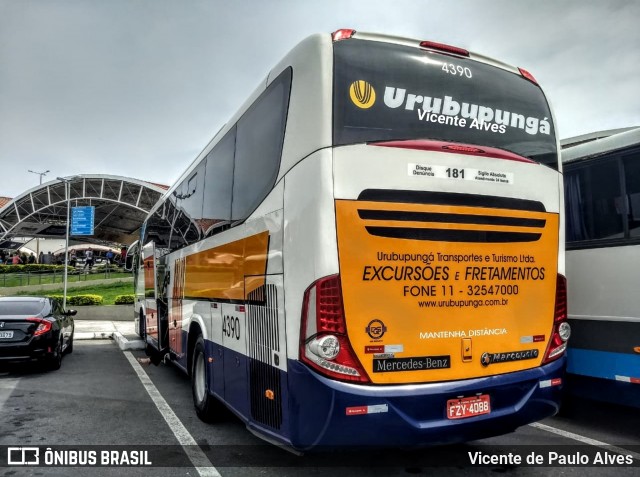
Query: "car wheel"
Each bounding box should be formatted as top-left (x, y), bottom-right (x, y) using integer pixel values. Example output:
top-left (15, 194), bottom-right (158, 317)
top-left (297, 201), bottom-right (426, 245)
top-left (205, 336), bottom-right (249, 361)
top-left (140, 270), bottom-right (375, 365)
top-left (48, 336), bottom-right (63, 371)
top-left (191, 335), bottom-right (223, 422)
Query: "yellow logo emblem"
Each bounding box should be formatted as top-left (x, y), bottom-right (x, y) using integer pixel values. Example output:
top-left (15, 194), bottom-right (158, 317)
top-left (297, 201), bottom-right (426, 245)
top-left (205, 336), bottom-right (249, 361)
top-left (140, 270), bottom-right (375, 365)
top-left (349, 80), bottom-right (376, 109)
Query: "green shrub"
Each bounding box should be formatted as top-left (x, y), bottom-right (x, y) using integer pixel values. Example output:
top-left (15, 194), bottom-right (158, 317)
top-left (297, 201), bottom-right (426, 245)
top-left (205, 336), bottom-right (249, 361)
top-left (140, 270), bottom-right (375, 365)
top-left (114, 294), bottom-right (135, 305)
top-left (0, 264), bottom-right (71, 274)
top-left (45, 294), bottom-right (103, 306)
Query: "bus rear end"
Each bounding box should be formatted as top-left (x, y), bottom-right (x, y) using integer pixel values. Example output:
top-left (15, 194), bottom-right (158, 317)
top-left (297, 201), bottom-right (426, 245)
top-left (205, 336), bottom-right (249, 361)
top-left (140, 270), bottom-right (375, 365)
top-left (288, 32), bottom-right (566, 449)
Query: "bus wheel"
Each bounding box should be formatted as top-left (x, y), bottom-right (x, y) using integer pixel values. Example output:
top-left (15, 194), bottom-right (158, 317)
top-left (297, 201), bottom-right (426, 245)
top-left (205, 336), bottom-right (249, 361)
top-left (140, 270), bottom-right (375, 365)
top-left (191, 335), bottom-right (222, 422)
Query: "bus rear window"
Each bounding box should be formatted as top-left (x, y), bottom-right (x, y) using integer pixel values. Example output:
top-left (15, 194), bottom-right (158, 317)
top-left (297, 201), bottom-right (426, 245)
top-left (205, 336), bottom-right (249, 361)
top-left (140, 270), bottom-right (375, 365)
top-left (333, 40), bottom-right (558, 170)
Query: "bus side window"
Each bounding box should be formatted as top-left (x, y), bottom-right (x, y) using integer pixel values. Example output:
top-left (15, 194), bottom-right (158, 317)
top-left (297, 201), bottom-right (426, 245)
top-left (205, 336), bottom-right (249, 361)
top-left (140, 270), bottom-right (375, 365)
top-left (623, 152), bottom-right (640, 237)
top-left (231, 67), bottom-right (292, 221)
top-left (201, 127), bottom-right (236, 237)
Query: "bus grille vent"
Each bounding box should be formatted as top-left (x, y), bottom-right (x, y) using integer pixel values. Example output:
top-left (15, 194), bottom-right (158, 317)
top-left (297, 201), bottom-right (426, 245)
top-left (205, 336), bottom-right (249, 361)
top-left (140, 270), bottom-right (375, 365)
top-left (357, 191), bottom-right (546, 243)
top-left (247, 284), bottom-right (282, 429)
top-left (249, 360), bottom-right (283, 429)
top-left (247, 284), bottom-right (280, 363)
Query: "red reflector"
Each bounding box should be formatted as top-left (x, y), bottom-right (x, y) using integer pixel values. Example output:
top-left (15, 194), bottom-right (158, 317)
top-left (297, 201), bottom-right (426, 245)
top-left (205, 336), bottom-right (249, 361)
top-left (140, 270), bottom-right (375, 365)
top-left (346, 406), bottom-right (368, 416)
top-left (371, 140), bottom-right (535, 163)
top-left (332, 29), bottom-right (356, 42)
top-left (518, 67), bottom-right (538, 85)
top-left (551, 378), bottom-right (562, 386)
top-left (419, 40), bottom-right (469, 57)
top-left (443, 144), bottom-right (485, 154)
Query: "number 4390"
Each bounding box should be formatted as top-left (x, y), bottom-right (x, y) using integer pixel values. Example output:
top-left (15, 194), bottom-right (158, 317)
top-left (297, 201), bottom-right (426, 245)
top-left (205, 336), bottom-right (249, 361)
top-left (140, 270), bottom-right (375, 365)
top-left (442, 63), bottom-right (472, 78)
top-left (222, 315), bottom-right (240, 340)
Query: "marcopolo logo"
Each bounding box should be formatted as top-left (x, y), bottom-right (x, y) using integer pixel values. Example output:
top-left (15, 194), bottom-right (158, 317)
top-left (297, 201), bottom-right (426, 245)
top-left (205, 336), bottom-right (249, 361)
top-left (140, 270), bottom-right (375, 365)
top-left (349, 80), bottom-right (376, 109)
top-left (481, 349), bottom-right (539, 367)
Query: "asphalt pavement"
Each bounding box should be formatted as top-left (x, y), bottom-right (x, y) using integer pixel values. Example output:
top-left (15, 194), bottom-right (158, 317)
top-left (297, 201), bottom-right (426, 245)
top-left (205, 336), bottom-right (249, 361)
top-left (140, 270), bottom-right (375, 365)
top-left (0, 328), bottom-right (639, 476)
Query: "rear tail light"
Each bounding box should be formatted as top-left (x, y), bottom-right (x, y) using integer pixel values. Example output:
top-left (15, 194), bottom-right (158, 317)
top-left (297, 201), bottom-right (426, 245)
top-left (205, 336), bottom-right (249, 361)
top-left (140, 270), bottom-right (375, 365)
top-left (300, 275), bottom-right (370, 383)
top-left (332, 29), bottom-right (356, 42)
top-left (518, 67), bottom-right (538, 85)
top-left (419, 40), bottom-right (469, 57)
top-left (543, 275), bottom-right (570, 364)
top-left (27, 318), bottom-right (52, 336)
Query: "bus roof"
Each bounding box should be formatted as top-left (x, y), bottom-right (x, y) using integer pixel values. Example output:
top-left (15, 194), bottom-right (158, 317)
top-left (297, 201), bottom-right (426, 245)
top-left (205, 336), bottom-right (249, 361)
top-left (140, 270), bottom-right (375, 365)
top-left (149, 30), bottom-right (547, 218)
top-left (561, 126), bottom-right (640, 164)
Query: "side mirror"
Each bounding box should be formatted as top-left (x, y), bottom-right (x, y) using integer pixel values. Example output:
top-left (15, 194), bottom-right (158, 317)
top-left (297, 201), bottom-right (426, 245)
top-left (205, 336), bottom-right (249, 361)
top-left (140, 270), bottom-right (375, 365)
top-left (67, 309), bottom-right (78, 316)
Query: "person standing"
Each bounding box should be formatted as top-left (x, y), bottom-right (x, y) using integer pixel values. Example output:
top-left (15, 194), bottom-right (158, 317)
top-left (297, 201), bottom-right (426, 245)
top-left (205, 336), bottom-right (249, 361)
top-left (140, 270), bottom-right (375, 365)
top-left (106, 249), bottom-right (114, 266)
top-left (83, 248), bottom-right (94, 271)
top-left (12, 253), bottom-right (23, 265)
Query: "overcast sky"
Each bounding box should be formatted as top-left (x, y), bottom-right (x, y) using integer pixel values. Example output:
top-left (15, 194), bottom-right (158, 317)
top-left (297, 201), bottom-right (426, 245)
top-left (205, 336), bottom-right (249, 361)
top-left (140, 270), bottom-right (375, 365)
top-left (1, 0), bottom-right (639, 199)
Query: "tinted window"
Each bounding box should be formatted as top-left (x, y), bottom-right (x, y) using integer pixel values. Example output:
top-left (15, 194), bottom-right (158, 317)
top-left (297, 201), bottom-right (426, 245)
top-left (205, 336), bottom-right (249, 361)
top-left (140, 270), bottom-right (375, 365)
top-left (623, 152), bottom-right (640, 238)
top-left (52, 299), bottom-right (64, 315)
top-left (565, 157), bottom-right (624, 242)
top-left (232, 68), bottom-right (292, 220)
top-left (201, 127), bottom-right (236, 235)
top-left (142, 204), bottom-right (172, 256)
top-left (333, 40), bottom-right (558, 169)
top-left (0, 301), bottom-right (45, 315)
top-left (175, 162), bottom-right (205, 223)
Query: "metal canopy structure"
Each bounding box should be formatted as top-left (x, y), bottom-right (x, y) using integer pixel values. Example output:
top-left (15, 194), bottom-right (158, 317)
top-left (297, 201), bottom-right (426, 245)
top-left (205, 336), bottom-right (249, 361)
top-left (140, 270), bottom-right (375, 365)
top-left (0, 175), bottom-right (168, 245)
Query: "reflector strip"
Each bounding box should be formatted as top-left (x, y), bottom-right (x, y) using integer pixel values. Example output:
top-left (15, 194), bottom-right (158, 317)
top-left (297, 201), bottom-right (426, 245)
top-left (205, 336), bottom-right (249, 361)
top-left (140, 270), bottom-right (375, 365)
top-left (539, 378), bottom-right (562, 388)
top-left (346, 404), bottom-right (389, 416)
top-left (615, 375), bottom-right (640, 384)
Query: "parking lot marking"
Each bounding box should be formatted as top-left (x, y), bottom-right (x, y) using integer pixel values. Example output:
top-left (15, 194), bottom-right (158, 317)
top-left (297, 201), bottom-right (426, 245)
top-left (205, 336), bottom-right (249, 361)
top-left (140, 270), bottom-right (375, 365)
top-left (0, 377), bottom-right (20, 411)
top-left (529, 422), bottom-right (640, 461)
top-left (124, 351), bottom-right (221, 477)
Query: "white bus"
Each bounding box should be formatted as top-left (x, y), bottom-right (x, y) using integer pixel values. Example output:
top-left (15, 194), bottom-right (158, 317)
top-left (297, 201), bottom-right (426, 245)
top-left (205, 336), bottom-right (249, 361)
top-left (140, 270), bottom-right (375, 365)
top-left (562, 126), bottom-right (640, 408)
top-left (133, 29), bottom-right (566, 450)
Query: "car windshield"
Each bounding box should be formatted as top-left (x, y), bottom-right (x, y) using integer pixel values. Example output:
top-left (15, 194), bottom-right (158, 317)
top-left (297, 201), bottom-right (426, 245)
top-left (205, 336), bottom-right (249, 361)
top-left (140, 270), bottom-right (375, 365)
top-left (0, 301), bottom-right (46, 315)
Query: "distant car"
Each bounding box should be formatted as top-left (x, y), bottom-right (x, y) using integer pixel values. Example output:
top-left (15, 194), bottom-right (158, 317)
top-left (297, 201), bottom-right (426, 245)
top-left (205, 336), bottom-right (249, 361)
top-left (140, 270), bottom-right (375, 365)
top-left (0, 297), bottom-right (76, 370)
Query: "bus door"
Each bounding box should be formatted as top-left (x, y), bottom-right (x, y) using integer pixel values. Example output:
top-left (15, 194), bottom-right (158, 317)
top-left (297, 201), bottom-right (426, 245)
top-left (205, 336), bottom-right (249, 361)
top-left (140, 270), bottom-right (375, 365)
top-left (142, 241), bottom-right (159, 348)
top-left (169, 257), bottom-right (185, 359)
top-left (142, 241), bottom-right (170, 353)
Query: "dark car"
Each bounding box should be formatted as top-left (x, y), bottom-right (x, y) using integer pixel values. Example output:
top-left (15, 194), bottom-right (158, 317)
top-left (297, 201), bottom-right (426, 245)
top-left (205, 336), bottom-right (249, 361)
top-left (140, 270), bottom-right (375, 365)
top-left (0, 297), bottom-right (76, 370)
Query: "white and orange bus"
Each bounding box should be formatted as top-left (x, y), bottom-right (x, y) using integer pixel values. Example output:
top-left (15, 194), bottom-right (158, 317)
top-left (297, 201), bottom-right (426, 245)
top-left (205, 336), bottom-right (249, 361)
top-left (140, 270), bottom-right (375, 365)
top-left (133, 29), bottom-right (567, 450)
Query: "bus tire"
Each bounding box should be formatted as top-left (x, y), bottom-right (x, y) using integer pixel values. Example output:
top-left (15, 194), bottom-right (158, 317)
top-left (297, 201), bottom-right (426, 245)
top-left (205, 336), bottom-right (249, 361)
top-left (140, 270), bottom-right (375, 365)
top-left (191, 335), bottom-right (222, 422)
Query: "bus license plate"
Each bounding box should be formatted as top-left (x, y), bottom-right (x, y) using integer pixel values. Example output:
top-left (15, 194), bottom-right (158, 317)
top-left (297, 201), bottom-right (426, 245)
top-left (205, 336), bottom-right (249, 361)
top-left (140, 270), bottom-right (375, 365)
top-left (0, 331), bottom-right (14, 339)
top-left (447, 394), bottom-right (490, 419)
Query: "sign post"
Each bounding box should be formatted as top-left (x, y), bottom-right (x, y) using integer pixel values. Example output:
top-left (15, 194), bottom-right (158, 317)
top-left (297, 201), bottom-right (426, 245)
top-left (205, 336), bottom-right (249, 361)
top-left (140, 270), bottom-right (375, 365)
top-left (71, 206), bottom-right (95, 236)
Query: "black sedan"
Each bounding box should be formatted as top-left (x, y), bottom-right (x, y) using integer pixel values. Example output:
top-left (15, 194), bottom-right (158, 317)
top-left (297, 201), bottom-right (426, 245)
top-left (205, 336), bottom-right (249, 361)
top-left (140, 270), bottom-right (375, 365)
top-left (0, 296), bottom-right (76, 370)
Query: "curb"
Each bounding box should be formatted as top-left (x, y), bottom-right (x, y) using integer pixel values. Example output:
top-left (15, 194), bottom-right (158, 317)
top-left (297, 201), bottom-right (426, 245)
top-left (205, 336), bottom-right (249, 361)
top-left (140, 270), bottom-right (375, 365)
top-left (75, 332), bottom-right (113, 340)
top-left (75, 331), bottom-right (145, 351)
top-left (113, 332), bottom-right (145, 351)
